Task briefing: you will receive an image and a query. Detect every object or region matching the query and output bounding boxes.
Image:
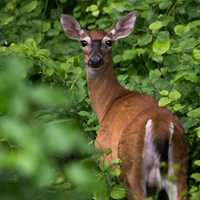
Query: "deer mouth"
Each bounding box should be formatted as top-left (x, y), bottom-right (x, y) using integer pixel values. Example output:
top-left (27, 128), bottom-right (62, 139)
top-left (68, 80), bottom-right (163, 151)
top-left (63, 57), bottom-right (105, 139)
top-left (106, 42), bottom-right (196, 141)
top-left (88, 64), bottom-right (103, 69)
top-left (88, 64), bottom-right (105, 71)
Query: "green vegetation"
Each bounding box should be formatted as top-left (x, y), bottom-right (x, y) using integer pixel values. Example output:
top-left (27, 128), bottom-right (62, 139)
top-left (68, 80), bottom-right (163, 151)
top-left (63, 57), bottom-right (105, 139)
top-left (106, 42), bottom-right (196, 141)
top-left (0, 0), bottom-right (200, 199)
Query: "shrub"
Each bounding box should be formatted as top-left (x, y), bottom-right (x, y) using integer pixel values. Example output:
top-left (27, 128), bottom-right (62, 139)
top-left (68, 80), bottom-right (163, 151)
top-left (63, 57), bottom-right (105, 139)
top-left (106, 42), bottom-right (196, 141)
top-left (0, 0), bottom-right (200, 199)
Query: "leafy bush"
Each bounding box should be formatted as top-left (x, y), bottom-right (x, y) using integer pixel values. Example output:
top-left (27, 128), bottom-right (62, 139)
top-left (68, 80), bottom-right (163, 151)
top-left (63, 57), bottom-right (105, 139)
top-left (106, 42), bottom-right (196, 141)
top-left (0, 0), bottom-right (200, 199)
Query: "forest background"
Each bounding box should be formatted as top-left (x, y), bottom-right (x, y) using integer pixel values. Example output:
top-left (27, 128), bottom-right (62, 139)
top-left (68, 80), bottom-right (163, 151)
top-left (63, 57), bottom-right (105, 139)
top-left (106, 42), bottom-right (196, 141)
top-left (0, 0), bottom-right (200, 199)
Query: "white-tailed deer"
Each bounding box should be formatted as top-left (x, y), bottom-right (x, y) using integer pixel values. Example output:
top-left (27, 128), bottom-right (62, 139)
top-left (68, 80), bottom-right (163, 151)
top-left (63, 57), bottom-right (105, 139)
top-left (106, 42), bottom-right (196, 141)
top-left (61, 12), bottom-right (188, 200)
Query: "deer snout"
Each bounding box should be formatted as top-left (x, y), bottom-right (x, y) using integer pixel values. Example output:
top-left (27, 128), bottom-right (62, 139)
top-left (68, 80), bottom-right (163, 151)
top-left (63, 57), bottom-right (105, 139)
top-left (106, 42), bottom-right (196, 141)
top-left (88, 55), bottom-right (104, 67)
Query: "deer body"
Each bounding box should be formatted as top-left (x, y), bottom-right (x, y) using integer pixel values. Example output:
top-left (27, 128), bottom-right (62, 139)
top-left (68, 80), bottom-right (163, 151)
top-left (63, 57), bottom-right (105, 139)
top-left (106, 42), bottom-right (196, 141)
top-left (61, 12), bottom-right (188, 200)
top-left (88, 60), bottom-right (187, 200)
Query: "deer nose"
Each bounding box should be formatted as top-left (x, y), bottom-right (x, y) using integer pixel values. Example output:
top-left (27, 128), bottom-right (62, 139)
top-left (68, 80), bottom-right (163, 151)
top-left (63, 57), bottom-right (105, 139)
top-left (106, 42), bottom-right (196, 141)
top-left (88, 55), bottom-right (104, 67)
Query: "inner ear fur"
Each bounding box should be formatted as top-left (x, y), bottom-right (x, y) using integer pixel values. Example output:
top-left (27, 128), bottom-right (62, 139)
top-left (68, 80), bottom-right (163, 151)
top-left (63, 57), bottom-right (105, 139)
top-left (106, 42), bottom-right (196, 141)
top-left (60, 14), bottom-right (82, 40)
top-left (109, 12), bottom-right (137, 40)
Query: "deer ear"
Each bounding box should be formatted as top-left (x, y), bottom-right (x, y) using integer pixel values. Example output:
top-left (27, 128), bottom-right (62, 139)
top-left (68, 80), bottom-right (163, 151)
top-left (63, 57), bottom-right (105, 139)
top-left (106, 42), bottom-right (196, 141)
top-left (109, 12), bottom-right (137, 40)
top-left (60, 14), bottom-right (82, 40)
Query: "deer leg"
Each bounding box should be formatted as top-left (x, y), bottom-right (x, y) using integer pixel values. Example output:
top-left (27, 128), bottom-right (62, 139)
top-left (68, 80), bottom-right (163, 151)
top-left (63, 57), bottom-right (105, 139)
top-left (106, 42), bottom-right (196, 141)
top-left (166, 156), bottom-right (188, 200)
top-left (126, 165), bottom-right (145, 200)
top-left (165, 163), bottom-right (187, 200)
top-left (165, 123), bottom-right (188, 200)
top-left (118, 130), bottom-right (146, 200)
top-left (175, 146), bottom-right (188, 200)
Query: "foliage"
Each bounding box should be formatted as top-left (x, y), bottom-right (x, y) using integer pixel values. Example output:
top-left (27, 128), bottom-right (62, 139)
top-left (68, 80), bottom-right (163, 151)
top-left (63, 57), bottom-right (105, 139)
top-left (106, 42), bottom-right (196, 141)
top-left (0, 0), bottom-right (200, 199)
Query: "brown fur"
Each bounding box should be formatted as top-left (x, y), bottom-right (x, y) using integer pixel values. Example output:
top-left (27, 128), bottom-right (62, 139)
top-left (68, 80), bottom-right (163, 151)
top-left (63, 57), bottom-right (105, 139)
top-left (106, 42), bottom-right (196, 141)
top-left (86, 39), bottom-right (188, 200)
top-left (87, 30), bottom-right (107, 40)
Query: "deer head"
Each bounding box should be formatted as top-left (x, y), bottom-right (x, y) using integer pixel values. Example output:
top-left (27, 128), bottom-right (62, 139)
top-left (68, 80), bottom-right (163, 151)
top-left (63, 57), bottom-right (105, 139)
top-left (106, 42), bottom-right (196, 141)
top-left (60, 12), bottom-right (137, 79)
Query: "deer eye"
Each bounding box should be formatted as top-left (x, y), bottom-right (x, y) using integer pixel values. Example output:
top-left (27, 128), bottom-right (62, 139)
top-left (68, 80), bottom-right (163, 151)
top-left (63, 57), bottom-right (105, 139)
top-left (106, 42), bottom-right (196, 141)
top-left (80, 40), bottom-right (88, 47)
top-left (105, 40), bottom-right (112, 46)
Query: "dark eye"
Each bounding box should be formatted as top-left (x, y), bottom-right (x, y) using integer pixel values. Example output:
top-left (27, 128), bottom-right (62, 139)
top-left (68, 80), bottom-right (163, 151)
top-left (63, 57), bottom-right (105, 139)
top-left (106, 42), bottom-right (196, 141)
top-left (80, 40), bottom-right (88, 47)
top-left (105, 40), bottom-right (112, 46)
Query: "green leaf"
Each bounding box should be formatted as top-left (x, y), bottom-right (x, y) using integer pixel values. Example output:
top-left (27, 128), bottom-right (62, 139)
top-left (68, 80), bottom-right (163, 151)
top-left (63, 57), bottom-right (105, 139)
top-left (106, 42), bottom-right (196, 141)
top-left (194, 160), bottom-right (200, 167)
top-left (149, 69), bottom-right (162, 80)
top-left (184, 72), bottom-right (198, 83)
top-left (188, 20), bottom-right (200, 29)
top-left (153, 31), bottom-right (170, 55)
top-left (159, 97), bottom-right (172, 107)
top-left (187, 108), bottom-right (200, 118)
top-left (45, 67), bottom-right (54, 76)
top-left (159, 90), bottom-right (169, 96)
top-left (149, 21), bottom-right (164, 31)
top-left (159, 1), bottom-right (172, 9)
top-left (191, 173), bottom-right (200, 182)
top-left (86, 4), bottom-right (99, 16)
top-left (173, 104), bottom-right (185, 111)
top-left (192, 49), bottom-right (200, 62)
top-left (1, 16), bottom-right (14, 25)
top-left (111, 167), bottom-right (121, 177)
top-left (42, 22), bottom-right (51, 33)
top-left (151, 54), bottom-right (163, 63)
top-left (135, 48), bottom-right (146, 56)
top-left (92, 10), bottom-right (100, 17)
top-left (196, 128), bottom-right (200, 138)
top-left (137, 33), bottom-right (153, 46)
top-left (89, 5), bottom-right (98, 11)
top-left (111, 185), bottom-right (126, 199)
top-left (78, 111), bottom-right (91, 117)
top-left (122, 49), bottom-right (136, 60)
top-left (113, 55), bottom-right (123, 63)
top-left (21, 1), bottom-right (38, 13)
top-left (174, 25), bottom-right (190, 36)
top-left (172, 71), bottom-right (198, 83)
top-left (169, 90), bottom-right (181, 100)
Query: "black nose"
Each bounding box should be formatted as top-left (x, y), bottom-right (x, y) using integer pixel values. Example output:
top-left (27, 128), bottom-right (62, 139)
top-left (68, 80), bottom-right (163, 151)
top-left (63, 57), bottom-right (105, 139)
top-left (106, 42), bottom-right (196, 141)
top-left (88, 55), bottom-right (103, 67)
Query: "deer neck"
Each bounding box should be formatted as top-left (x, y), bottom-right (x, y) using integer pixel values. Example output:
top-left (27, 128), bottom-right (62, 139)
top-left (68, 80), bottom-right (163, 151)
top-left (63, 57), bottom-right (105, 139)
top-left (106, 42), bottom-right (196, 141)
top-left (87, 61), bottom-right (129, 122)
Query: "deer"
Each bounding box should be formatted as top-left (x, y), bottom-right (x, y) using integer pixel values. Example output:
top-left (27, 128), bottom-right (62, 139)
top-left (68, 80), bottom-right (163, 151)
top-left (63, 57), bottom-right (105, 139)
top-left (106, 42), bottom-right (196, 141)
top-left (60, 12), bottom-right (188, 200)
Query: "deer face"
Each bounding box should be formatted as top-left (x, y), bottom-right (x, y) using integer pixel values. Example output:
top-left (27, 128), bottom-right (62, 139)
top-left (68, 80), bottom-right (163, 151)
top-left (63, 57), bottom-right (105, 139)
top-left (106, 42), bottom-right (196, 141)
top-left (61, 12), bottom-right (137, 79)
top-left (78, 30), bottom-right (112, 70)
